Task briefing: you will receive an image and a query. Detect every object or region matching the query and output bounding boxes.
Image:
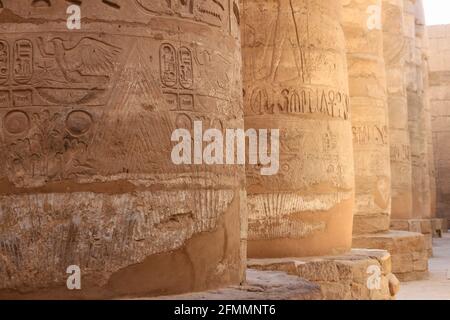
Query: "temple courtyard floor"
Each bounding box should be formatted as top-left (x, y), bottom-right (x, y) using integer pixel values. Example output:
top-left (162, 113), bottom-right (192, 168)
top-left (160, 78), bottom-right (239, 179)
top-left (397, 233), bottom-right (450, 300)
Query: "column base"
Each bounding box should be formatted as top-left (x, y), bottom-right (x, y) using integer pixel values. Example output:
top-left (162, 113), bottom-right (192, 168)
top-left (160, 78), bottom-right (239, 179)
top-left (390, 219), bottom-right (434, 256)
top-left (353, 231), bottom-right (429, 281)
top-left (443, 219), bottom-right (449, 233)
top-left (247, 249), bottom-right (399, 300)
top-left (431, 219), bottom-right (446, 237)
top-left (391, 218), bottom-right (445, 238)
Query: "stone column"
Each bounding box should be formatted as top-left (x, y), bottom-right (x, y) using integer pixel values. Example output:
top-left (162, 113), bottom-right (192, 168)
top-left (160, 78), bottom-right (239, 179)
top-left (383, 0), bottom-right (413, 221)
top-left (343, 0), bottom-right (391, 235)
top-left (242, 0), bottom-right (355, 258)
top-left (391, 0), bottom-right (443, 239)
top-left (422, 27), bottom-right (438, 222)
top-left (241, 1), bottom-right (399, 299)
top-left (408, 0), bottom-right (431, 219)
top-left (428, 24), bottom-right (450, 232)
top-left (0, 0), bottom-right (245, 298)
top-left (350, 0), bottom-right (430, 281)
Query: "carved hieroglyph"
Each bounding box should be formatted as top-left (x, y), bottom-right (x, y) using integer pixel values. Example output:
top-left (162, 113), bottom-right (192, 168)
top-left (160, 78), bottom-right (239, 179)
top-left (242, 0), bottom-right (355, 258)
top-left (404, 0), bottom-right (432, 219)
top-left (382, 0), bottom-right (413, 220)
top-left (343, 0), bottom-right (391, 234)
top-left (0, 0), bottom-right (245, 298)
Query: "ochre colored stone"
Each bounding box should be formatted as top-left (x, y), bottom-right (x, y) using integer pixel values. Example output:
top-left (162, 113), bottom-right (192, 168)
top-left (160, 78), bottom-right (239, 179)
top-left (248, 249), bottom-right (398, 300)
top-left (0, 1), bottom-right (245, 299)
top-left (428, 24), bottom-right (450, 229)
top-left (383, 0), bottom-right (413, 220)
top-left (242, 0), bottom-right (354, 258)
top-left (405, 0), bottom-right (432, 219)
top-left (353, 230), bottom-right (429, 281)
top-left (343, 0), bottom-right (391, 234)
top-left (154, 269), bottom-right (322, 300)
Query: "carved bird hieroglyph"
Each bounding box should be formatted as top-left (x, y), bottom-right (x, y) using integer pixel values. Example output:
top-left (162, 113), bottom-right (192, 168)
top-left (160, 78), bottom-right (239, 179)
top-left (38, 37), bottom-right (122, 84)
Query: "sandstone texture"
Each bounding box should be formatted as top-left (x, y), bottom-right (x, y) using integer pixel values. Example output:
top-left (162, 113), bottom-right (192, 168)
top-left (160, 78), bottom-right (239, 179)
top-left (384, 0), bottom-right (413, 220)
top-left (343, 0), bottom-right (391, 235)
top-left (353, 230), bottom-right (429, 281)
top-left (242, 0), bottom-right (355, 258)
top-left (248, 249), bottom-right (399, 300)
top-left (428, 24), bottom-right (450, 229)
top-left (405, 0), bottom-right (432, 219)
top-left (0, 0), bottom-right (245, 299)
top-left (391, 219), bottom-right (433, 256)
top-left (153, 269), bottom-right (322, 300)
top-left (0, 0), bottom-right (447, 301)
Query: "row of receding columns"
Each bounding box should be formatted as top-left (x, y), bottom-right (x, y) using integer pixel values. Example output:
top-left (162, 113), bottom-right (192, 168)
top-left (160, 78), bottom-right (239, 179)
top-left (0, 0), bottom-right (445, 299)
top-left (244, 0), bottom-right (440, 284)
top-left (427, 20), bottom-right (450, 230)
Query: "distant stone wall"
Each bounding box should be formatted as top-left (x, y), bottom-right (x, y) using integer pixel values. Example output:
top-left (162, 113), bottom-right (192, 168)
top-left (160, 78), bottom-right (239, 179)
top-left (428, 24), bottom-right (450, 226)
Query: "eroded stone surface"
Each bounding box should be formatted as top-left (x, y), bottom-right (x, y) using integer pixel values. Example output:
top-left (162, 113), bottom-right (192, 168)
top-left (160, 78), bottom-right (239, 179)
top-left (0, 0), bottom-right (245, 299)
top-left (343, 0), bottom-right (391, 234)
top-left (391, 219), bottom-right (433, 256)
top-left (242, 0), bottom-right (355, 258)
top-left (404, 0), bottom-right (432, 219)
top-left (383, 0), bottom-right (413, 220)
top-left (151, 269), bottom-right (322, 300)
top-left (248, 249), bottom-right (399, 300)
top-left (428, 24), bottom-right (450, 229)
top-left (353, 230), bottom-right (429, 281)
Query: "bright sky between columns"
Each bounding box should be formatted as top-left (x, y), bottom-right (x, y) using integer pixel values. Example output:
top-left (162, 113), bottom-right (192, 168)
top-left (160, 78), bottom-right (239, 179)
top-left (423, 0), bottom-right (450, 25)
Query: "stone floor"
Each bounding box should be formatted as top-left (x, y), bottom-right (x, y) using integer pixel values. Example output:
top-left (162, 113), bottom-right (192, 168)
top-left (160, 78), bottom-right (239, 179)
top-left (397, 233), bottom-right (450, 300)
top-left (147, 234), bottom-right (450, 300)
top-left (151, 269), bottom-right (321, 300)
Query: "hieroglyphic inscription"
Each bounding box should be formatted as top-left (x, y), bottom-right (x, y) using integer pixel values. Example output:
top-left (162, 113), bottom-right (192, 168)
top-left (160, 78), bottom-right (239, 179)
top-left (391, 144), bottom-right (411, 162)
top-left (13, 40), bottom-right (33, 84)
top-left (352, 124), bottom-right (388, 145)
top-left (160, 43), bottom-right (195, 112)
top-left (0, 41), bottom-right (9, 85)
top-left (246, 87), bottom-right (350, 120)
top-left (0, 35), bottom-right (123, 184)
top-left (136, 0), bottom-right (227, 28)
top-left (179, 47), bottom-right (193, 89)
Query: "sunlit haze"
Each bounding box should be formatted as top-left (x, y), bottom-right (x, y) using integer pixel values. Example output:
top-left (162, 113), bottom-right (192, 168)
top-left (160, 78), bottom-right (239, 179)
top-left (424, 0), bottom-right (450, 25)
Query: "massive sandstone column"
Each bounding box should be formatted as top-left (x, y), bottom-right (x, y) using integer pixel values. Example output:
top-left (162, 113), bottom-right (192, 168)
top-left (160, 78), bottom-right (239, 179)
top-left (428, 24), bottom-right (450, 231)
top-left (422, 28), bottom-right (438, 221)
top-left (343, 0), bottom-right (391, 234)
top-left (383, 0), bottom-right (413, 220)
top-left (0, 0), bottom-right (245, 298)
top-left (350, 0), bottom-right (430, 281)
top-left (242, 0), bottom-right (355, 258)
top-left (407, 0), bottom-right (431, 219)
top-left (393, 0), bottom-right (443, 237)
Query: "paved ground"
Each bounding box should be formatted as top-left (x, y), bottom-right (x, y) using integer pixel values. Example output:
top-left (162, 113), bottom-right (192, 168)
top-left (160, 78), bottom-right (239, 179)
top-left (397, 233), bottom-right (450, 300)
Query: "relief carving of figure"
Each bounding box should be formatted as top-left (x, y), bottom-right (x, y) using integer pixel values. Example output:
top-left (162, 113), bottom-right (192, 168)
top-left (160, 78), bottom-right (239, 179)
top-left (37, 37), bottom-right (121, 84)
top-left (258, 0), bottom-right (306, 83)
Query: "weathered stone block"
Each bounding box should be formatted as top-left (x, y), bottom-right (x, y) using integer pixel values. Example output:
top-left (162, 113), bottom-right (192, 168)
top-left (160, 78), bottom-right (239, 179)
top-left (248, 249), bottom-right (398, 300)
top-left (154, 269), bottom-right (322, 300)
top-left (353, 230), bottom-right (429, 281)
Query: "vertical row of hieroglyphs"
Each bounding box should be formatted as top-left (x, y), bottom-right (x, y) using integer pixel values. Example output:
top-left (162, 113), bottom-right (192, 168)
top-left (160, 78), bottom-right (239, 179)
top-left (0, 0), bottom-right (245, 299)
top-left (383, 0), bottom-right (413, 220)
top-left (242, 0), bottom-right (355, 258)
top-left (343, 0), bottom-right (392, 234)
